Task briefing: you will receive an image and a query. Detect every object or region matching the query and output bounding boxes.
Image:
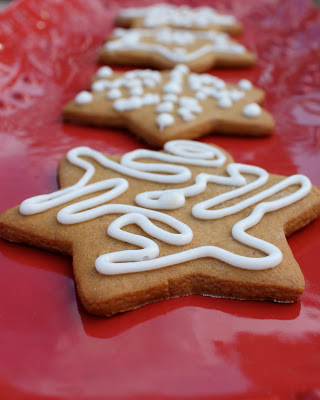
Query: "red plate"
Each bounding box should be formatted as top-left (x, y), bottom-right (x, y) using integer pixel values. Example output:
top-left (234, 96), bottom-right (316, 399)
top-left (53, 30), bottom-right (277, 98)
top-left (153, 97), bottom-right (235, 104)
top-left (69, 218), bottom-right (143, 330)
top-left (1, 1), bottom-right (320, 399)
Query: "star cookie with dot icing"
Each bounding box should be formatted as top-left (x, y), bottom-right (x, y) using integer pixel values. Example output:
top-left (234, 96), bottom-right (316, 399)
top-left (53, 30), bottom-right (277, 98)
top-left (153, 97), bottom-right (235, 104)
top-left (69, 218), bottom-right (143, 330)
top-left (115, 4), bottom-right (243, 35)
top-left (99, 28), bottom-right (255, 72)
top-left (63, 65), bottom-right (274, 147)
top-left (0, 140), bottom-right (319, 316)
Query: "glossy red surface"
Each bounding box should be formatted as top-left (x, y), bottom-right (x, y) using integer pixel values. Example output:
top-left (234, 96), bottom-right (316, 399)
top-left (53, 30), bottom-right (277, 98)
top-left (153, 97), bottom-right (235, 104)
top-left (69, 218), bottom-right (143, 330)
top-left (0, 0), bottom-right (320, 399)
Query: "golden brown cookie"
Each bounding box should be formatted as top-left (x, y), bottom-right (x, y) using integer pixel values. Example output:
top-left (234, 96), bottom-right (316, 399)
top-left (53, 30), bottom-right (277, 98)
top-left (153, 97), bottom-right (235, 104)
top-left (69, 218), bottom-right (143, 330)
top-left (99, 28), bottom-right (255, 71)
top-left (63, 65), bottom-right (274, 147)
top-left (115, 4), bottom-right (243, 35)
top-left (0, 140), bottom-right (319, 316)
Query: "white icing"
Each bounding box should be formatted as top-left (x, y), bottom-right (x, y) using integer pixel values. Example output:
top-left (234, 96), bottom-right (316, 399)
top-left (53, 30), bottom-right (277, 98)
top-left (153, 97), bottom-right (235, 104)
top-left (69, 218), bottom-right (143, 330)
top-left (106, 27), bottom-right (247, 64)
top-left (130, 87), bottom-right (143, 96)
top-left (163, 94), bottom-right (178, 103)
top-left (156, 29), bottom-right (195, 45)
top-left (195, 91), bottom-right (207, 101)
top-left (113, 96), bottom-right (143, 111)
top-left (96, 66), bottom-right (113, 78)
top-left (177, 107), bottom-right (195, 122)
top-left (123, 79), bottom-right (141, 89)
top-left (75, 91), bottom-right (93, 105)
top-left (218, 97), bottom-right (232, 108)
top-left (229, 89), bottom-right (245, 101)
top-left (238, 79), bottom-right (253, 91)
top-left (163, 81), bottom-right (182, 94)
top-left (213, 79), bottom-right (226, 90)
top-left (157, 113), bottom-right (174, 130)
top-left (19, 140), bottom-right (312, 276)
top-left (142, 93), bottom-right (160, 105)
top-left (242, 103), bottom-right (262, 117)
top-left (20, 141), bottom-right (226, 215)
top-left (119, 4), bottom-right (237, 28)
top-left (179, 97), bottom-right (202, 113)
top-left (143, 78), bottom-right (157, 88)
top-left (107, 88), bottom-right (122, 99)
top-left (91, 80), bottom-right (109, 92)
top-left (156, 102), bottom-right (174, 113)
top-left (174, 64), bottom-right (190, 75)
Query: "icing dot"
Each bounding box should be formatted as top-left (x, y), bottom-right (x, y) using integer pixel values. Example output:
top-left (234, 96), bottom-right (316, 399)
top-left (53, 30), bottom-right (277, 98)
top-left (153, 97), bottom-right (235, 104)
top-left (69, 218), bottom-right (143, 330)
top-left (107, 88), bottom-right (122, 99)
top-left (157, 113), bottom-right (174, 130)
top-left (142, 93), bottom-right (160, 105)
top-left (111, 79), bottom-right (123, 88)
top-left (163, 81), bottom-right (182, 94)
top-left (143, 78), bottom-right (157, 88)
top-left (163, 94), bottom-right (178, 102)
top-left (91, 80), bottom-right (109, 92)
top-left (130, 87), bottom-right (144, 96)
top-left (200, 74), bottom-right (215, 85)
top-left (208, 89), bottom-right (220, 99)
top-left (218, 97), bottom-right (232, 108)
top-left (156, 102), bottom-right (174, 113)
top-left (158, 191), bottom-right (185, 209)
top-left (238, 79), bottom-right (253, 91)
top-left (242, 103), bottom-right (262, 117)
top-left (179, 97), bottom-right (202, 113)
top-left (229, 89), bottom-right (245, 101)
top-left (178, 107), bottom-right (195, 121)
top-left (170, 71), bottom-right (184, 83)
top-left (114, 96), bottom-right (143, 111)
top-left (123, 79), bottom-right (141, 88)
top-left (75, 91), bottom-right (93, 105)
top-left (173, 64), bottom-right (190, 74)
top-left (96, 66), bottom-right (113, 78)
top-left (195, 91), bottom-right (207, 100)
top-left (214, 80), bottom-right (226, 90)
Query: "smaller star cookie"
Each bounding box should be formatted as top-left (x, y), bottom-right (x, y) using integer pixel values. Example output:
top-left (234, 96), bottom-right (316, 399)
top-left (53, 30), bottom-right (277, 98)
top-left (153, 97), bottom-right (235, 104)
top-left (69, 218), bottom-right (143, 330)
top-left (99, 28), bottom-right (255, 72)
top-left (116, 4), bottom-right (243, 35)
top-left (63, 65), bottom-right (274, 147)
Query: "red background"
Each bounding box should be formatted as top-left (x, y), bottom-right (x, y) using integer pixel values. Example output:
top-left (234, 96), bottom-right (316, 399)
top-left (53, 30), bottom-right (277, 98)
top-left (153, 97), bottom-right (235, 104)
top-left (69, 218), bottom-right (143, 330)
top-left (0, 0), bottom-right (320, 399)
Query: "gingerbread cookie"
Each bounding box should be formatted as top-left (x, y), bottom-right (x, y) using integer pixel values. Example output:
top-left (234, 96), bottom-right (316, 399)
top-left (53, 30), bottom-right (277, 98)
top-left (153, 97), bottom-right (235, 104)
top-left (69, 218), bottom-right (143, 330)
top-left (99, 28), bottom-right (255, 72)
top-left (116, 4), bottom-right (243, 35)
top-left (0, 140), bottom-right (320, 316)
top-left (63, 65), bottom-right (274, 147)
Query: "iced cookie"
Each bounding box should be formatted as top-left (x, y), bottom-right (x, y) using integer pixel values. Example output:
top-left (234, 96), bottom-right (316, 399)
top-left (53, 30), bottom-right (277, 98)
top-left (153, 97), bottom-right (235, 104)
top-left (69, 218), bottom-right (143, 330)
top-left (63, 65), bottom-right (274, 147)
top-left (0, 140), bottom-right (319, 316)
top-left (99, 28), bottom-right (255, 72)
top-left (116, 4), bottom-right (243, 35)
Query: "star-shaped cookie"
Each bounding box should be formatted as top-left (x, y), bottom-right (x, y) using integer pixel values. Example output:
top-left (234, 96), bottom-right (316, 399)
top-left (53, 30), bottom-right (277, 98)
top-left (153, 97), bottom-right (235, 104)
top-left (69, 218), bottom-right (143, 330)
top-left (115, 4), bottom-right (243, 35)
top-left (0, 140), bottom-right (319, 316)
top-left (99, 28), bottom-right (255, 72)
top-left (63, 65), bottom-right (274, 147)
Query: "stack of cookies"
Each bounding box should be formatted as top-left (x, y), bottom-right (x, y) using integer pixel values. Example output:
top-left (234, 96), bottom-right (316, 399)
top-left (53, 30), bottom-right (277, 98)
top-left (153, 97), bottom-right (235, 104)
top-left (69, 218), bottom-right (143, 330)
top-left (63, 3), bottom-right (274, 147)
top-left (0, 4), bottom-right (319, 317)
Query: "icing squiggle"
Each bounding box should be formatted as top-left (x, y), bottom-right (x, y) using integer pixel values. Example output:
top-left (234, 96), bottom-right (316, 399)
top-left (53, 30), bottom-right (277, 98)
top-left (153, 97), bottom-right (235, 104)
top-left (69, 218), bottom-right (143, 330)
top-left (19, 140), bottom-right (312, 275)
top-left (97, 173), bottom-right (310, 274)
top-left (20, 140), bottom-right (226, 215)
top-left (106, 28), bottom-right (246, 63)
top-left (135, 163), bottom-right (268, 210)
top-left (119, 4), bottom-right (237, 28)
